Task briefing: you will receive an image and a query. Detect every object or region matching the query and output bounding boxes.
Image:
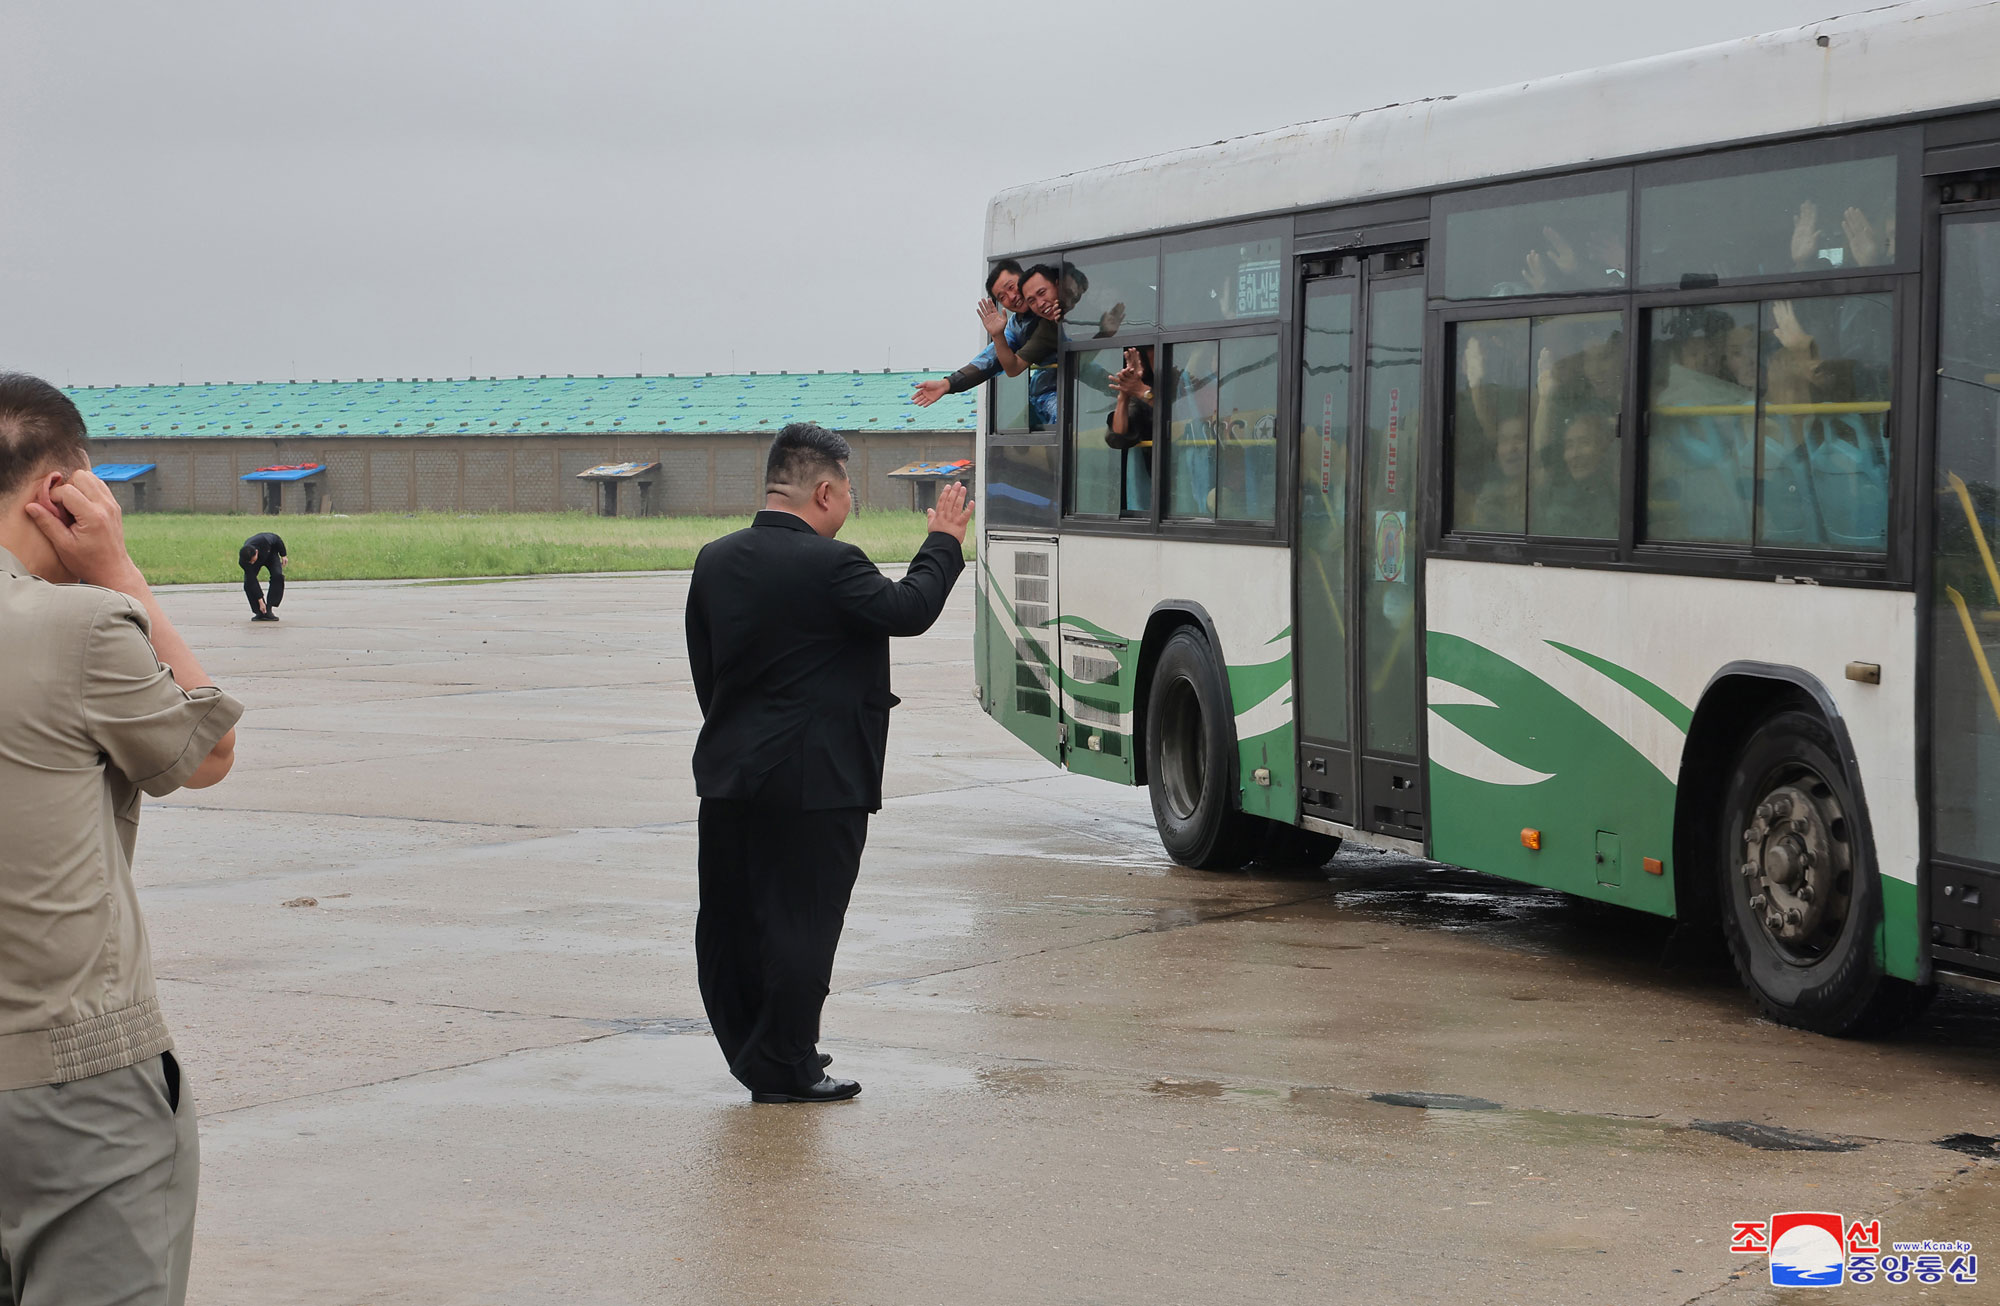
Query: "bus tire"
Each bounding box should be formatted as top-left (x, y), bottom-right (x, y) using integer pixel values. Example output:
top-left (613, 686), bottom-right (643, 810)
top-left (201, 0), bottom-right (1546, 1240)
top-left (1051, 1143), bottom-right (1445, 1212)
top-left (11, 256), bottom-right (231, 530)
top-left (1718, 708), bottom-right (1929, 1037)
top-left (1145, 628), bottom-right (1256, 871)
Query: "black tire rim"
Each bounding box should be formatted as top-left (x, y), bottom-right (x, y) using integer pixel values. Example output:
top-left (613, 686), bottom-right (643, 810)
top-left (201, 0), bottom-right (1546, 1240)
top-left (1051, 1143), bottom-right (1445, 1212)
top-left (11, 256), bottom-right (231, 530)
top-left (1736, 761), bottom-right (1855, 966)
top-left (1157, 673), bottom-right (1207, 821)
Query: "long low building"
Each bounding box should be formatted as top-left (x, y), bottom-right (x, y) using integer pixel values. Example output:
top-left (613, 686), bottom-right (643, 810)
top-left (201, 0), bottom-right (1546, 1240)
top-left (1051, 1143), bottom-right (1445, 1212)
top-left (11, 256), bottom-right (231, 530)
top-left (67, 370), bottom-right (975, 515)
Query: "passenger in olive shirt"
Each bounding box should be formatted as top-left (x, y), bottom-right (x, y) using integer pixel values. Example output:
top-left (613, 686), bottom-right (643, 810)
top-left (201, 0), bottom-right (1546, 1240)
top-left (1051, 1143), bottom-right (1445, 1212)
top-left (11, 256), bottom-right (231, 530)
top-left (0, 374), bottom-right (241, 1306)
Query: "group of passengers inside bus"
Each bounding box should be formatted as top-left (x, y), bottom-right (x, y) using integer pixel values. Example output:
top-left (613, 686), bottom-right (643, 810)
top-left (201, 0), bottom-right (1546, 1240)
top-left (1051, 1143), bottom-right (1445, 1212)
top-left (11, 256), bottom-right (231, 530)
top-left (1451, 179), bottom-right (1895, 550)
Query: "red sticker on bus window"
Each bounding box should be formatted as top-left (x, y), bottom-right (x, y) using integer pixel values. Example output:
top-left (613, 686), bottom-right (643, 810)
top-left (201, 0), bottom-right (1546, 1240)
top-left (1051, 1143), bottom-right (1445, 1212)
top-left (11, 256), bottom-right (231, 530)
top-left (1321, 393), bottom-right (1335, 492)
top-left (1385, 387), bottom-right (1401, 492)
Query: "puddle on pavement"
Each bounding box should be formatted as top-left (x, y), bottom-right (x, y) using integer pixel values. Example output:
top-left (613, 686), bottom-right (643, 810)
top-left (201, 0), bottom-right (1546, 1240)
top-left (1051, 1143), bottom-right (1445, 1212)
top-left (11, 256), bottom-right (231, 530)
top-left (1121, 1073), bottom-right (1857, 1156)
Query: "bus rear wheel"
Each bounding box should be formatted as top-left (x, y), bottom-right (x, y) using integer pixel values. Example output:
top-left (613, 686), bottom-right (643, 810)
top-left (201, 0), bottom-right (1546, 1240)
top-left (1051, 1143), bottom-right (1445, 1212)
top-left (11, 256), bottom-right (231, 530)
top-left (1718, 708), bottom-right (1928, 1036)
top-left (1146, 629), bottom-right (1256, 871)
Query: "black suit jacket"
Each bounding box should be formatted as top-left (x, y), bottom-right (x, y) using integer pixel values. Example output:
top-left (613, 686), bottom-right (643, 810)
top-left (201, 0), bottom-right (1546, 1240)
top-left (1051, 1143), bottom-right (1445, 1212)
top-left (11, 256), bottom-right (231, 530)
top-left (687, 511), bottom-right (965, 812)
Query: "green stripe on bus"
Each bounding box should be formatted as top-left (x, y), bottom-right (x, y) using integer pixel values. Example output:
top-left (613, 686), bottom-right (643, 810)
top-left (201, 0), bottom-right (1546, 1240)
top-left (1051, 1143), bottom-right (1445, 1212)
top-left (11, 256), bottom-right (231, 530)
top-left (1546, 640), bottom-right (1695, 733)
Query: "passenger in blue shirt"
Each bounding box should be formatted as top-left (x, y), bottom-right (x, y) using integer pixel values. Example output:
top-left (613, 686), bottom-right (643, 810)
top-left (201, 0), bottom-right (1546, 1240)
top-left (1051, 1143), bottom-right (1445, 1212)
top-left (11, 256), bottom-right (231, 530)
top-left (911, 260), bottom-right (1037, 407)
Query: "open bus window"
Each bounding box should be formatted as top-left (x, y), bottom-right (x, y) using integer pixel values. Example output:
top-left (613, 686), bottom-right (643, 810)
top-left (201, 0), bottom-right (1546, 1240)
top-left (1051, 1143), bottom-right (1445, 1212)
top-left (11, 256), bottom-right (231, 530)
top-left (1450, 312), bottom-right (1625, 539)
top-left (1163, 227), bottom-right (1283, 326)
top-left (1439, 181), bottom-right (1628, 300)
top-left (1643, 295), bottom-right (1891, 552)
top-left (1638, 152), bottom-right (1900, 287)
top-left (1165, 336), bottom-right (1279, 523)
top-left (1070, 345), bottom-right (1154, 517)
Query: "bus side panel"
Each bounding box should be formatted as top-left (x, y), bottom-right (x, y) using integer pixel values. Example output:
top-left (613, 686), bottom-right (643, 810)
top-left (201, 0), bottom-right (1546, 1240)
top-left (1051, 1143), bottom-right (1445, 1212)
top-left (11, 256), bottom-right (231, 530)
top-left (1425, 561), bottom-right (1919, 976)
top-left (1055, 537), bottom-right (1294, 818)
top-left (979, 540), bottom-right (1062, 765)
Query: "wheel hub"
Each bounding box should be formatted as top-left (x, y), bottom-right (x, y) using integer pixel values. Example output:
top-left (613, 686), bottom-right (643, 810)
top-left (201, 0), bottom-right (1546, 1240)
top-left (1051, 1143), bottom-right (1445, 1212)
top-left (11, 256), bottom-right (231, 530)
top-left (1739, 780), bottom-right (1852, 959)
top-left (1157, 676), bottom-right (1207, 821)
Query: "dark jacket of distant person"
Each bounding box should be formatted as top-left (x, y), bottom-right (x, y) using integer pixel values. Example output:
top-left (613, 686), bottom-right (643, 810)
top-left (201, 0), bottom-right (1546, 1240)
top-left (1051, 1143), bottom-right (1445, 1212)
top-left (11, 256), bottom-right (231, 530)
top-left (686, 515), bottom-right (962, 812)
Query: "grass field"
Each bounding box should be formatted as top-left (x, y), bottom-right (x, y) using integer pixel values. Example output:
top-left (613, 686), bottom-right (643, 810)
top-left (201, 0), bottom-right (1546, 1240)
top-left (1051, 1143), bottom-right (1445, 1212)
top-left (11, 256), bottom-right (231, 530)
top-left (123, 512), bottom-right (968, 585)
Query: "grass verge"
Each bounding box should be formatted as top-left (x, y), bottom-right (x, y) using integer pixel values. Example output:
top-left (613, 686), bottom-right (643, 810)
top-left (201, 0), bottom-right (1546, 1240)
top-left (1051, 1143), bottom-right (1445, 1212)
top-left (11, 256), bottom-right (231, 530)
top-left (124, 512), bottom-right (968, 585)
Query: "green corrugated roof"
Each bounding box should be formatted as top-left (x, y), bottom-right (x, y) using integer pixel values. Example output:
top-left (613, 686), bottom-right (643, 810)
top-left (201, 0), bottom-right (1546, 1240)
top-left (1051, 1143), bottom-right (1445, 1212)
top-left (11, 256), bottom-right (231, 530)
top-left (66, 371), bottom-right (974, 438)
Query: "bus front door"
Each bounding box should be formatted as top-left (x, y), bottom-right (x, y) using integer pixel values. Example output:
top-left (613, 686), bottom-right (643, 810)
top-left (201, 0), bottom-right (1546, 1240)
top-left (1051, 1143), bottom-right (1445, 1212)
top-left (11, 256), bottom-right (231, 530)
top-left (1928, 204), bottom-right (2000, 976)
top-left (1294, 247), bottom-right (1428, 843)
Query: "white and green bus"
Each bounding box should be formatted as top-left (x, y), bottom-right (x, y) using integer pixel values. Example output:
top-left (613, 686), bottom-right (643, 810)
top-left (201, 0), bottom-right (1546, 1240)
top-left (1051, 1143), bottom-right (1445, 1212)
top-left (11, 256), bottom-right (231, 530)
top-left (971, 0), bottom-right (2000, 1035)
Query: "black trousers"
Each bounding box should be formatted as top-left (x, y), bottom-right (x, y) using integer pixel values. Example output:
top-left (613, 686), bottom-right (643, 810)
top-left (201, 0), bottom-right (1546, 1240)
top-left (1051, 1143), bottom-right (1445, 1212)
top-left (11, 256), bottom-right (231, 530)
top-left (243, 564), bottom-right (283, 614)
top-left (695, 798), bottom-right (867, 1094)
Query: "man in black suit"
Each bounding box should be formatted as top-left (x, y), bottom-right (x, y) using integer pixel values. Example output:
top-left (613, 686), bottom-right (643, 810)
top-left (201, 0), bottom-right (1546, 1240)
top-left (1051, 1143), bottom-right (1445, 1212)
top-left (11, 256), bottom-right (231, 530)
top-left (686, 423), bottom-right (971, 1103)
top-left (239, 531), bottom-right (287, 621)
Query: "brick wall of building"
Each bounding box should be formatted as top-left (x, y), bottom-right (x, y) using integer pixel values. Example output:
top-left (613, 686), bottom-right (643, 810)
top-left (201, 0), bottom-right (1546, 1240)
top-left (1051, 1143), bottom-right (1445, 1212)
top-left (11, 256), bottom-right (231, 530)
top-left (86, 430), bottom-right (971, 517)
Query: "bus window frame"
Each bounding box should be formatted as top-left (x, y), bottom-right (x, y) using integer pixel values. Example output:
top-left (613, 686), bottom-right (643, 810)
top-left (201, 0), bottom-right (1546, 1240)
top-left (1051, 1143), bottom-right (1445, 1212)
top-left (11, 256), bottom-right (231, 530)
top-left (1058, 318), bottom-right (1291, 544)
top-left (1433, 297), bottom-right (1634, 561)
top-left (1063, 235), bottom-right (1163, 340)
top-left (1054, 226), bottom-right (1293, 546)
top-left (1430, 166), bottom-right (1635, 304)
top-left (1425, 271), bottom-right (1916, 587)
top-left (1159, 219), bottom-right (1290, 330)
top-left (1631, 126), bottom-right (1922, 292)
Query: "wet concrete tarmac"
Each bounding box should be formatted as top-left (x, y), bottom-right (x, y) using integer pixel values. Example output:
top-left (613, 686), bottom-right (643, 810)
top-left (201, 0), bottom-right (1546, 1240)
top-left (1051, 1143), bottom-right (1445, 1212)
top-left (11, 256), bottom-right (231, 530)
top-left (136, 569), bottom-right (2000, 1304)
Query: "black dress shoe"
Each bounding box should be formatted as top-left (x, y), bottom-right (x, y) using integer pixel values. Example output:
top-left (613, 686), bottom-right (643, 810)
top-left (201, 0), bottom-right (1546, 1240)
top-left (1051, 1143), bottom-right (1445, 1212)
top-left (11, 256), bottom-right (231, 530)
top-left (819, 1052), bottom-right (833, 1069)
top-left (751, 1075), bottom-right (861, 1104)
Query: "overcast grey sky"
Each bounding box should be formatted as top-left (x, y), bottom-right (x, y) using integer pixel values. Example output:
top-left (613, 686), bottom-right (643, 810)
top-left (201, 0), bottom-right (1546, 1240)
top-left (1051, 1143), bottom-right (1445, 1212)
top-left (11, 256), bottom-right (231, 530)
top-left (2, 0), bottom-right (1849, 386)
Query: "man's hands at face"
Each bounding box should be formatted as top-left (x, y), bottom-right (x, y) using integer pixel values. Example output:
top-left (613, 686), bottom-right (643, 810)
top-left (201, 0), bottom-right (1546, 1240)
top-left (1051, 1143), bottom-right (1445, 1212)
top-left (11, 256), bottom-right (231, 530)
top-left (925, 481), bottom-right (974, 544)
top-left (26, 469), bottom-right (142, 590)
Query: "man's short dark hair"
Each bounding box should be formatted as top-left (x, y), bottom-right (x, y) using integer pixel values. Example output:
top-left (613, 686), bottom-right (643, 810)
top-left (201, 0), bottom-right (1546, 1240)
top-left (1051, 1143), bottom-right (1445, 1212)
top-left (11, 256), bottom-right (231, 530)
top-left (239, 544), bottom-right (259, 569)
top-left (766, 422), bottom-right (852, 494)
top-left (0, 373), bottom-right (90, 501)
top-left (984, 259), bottom-right (1023, 297)
top-left (1022, 263), bottom-right (1063, 295)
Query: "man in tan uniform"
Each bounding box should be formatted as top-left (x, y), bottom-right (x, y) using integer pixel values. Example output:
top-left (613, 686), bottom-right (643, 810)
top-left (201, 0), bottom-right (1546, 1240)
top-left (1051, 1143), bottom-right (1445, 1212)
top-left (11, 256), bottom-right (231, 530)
top-left (0, 374), bottom-right (241, 1306)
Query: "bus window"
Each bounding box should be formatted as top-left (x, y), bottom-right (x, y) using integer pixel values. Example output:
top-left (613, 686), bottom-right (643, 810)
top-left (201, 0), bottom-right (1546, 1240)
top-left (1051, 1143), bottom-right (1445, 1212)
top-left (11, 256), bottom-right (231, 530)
top-left (1451, 319), bottom-right (1531, 533)
top-left (1933, 214), bottom-right (2000, 864)
top-left (992, 370), bottom-right (1032, 433)
top-left (1069, 346), bottom-right (1154, 517)
top-left (1644, 297), bottom-right (1892, 552)
top-left (985, 440), bottom-right (1059, 530)
top-left (1638, 151), bottom-right (1899, 287)
top-left (1645, 303), bottom-right (1759, 545)
top-left (1528, 311), bottom-right (1624, 540)
top-left (1063, 245), bottom-right (1158, 341)
top-left (1164, 336), bottom-right (1279, 522)
top-left (1439, 180), bottom-right (1628, 300)
top-left (1163, 227), bottom-right (1284, 326)
top-left (1755, 294), bottom-right (1892, 553)
top-left (1167, 342), bottom-right (1220, 519)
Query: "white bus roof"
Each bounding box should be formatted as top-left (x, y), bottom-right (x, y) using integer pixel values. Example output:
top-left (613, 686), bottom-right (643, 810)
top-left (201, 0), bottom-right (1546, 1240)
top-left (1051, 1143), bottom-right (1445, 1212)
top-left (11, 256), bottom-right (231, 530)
top-left (986, 0), bottom-right (2000, 256)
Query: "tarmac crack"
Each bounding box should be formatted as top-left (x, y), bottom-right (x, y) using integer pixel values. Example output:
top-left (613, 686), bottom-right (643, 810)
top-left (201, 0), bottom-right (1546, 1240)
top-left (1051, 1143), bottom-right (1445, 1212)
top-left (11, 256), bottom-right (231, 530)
top-left (155, 972), bottom-right (622, 1025)
top-left (195, 1028), bottom-right (634, 1121)
top-left (150, 803), bottom-right (559, 831)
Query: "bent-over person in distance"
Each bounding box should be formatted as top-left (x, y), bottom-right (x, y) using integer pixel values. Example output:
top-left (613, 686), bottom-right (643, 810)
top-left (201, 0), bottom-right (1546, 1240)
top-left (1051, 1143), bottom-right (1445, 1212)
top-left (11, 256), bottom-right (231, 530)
top-left (239, 530), bottom-right (286, 621)
top-left (686, 423), bottom-right (971, 1103)
top-left (0, 373), bottom-right (242, 1306)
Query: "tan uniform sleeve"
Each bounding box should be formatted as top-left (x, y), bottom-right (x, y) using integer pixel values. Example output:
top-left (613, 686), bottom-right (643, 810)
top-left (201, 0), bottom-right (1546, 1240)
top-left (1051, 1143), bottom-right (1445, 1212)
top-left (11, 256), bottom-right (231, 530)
top-left (81, 594), bottom-right (244, 797)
